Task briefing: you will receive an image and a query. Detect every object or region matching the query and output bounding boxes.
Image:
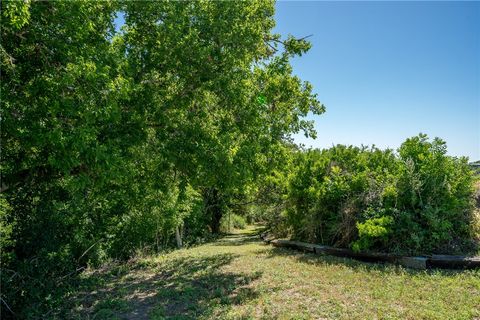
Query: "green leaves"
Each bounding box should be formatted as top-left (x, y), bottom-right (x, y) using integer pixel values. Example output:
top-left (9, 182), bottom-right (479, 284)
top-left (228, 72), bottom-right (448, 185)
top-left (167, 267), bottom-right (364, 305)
top-left (352, 215), bottom-right (394, 252)
top-left (1, 2), bottom-right (324, 316)
top-left (2, 0), bottom-right (31, 30)
top-left (282, 135), bottom-right (477, 255)
top-left (283, 35), bottom-right (312, 57)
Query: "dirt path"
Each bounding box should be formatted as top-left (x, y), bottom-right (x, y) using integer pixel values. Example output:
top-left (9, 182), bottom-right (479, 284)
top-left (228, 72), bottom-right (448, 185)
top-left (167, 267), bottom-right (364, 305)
top-left (65, 226), bottom-right (480, 319)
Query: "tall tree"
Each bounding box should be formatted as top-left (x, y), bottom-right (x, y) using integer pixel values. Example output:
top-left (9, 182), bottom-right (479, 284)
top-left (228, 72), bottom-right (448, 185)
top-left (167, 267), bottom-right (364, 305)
top-left (122, 0), bottom-right (324, 232)
top-left (1, 1), bottom-right (323, 316)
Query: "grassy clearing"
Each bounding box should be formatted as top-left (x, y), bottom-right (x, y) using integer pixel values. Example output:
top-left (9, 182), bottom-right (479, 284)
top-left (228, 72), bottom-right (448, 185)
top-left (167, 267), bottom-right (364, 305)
top-left (62, 226), bottom-right (480, 319)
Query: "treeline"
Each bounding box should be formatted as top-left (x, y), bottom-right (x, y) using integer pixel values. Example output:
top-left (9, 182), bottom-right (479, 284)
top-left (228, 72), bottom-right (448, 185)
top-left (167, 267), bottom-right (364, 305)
top-left (1, 1), bottom-right (323, 317)
top-left (257, 134), bottom-right (479, 255)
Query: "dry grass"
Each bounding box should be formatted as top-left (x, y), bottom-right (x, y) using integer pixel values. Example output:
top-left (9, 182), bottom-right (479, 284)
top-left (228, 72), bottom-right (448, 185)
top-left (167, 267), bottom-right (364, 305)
top-left (62, 226), bottom-right (480, 319)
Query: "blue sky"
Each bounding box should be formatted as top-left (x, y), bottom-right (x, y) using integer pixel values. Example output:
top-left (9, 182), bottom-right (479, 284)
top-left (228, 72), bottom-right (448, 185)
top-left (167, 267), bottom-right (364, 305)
top-left (275, 1), bottom-right (479, 160)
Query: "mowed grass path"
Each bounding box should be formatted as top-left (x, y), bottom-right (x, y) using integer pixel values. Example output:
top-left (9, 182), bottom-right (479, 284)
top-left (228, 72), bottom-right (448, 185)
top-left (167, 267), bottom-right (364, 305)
top-left (66, 226), bottom-right (480, 319)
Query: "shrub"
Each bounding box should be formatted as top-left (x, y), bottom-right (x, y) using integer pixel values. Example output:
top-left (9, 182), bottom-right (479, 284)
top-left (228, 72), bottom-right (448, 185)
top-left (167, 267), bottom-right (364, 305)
top-left (352, 215), bottom-right (393, 252)
top-left (281, 134), bottom-right (478, 255)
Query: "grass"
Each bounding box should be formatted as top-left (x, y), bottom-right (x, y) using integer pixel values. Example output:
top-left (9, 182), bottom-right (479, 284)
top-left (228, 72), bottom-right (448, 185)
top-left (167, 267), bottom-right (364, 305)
top-left (61, 225), bottom-right (480, 319)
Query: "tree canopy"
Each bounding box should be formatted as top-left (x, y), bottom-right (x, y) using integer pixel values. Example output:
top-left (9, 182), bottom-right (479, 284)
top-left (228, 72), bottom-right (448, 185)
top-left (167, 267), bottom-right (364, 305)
top-left (1, 1), bottom-right (323, 317)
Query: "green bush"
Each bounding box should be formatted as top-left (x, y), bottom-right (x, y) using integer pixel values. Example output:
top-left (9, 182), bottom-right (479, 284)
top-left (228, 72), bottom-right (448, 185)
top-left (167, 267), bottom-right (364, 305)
top-left (108, 186), bottom-right (206, 259)
top-left (352, 215), bottom-right (393, 252)
top-left (282, 134), bottom-right (478, 255)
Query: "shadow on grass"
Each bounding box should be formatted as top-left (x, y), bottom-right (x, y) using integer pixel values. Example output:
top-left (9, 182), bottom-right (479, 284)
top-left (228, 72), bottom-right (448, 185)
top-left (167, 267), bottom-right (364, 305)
top-left (258, 246), bottom-right (477, 277)
top-left (212, 234), bottom-right (262, 247)
top-left (64, 253), bottom-right (262, 319)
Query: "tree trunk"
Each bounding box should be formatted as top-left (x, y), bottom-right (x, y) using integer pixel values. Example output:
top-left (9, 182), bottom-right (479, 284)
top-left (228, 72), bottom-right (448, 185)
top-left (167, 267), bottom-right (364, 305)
top-left (211, 202), bottom-right (222, 234)
top-left (203, 188), bottom-right (223, 234)
top-left (228, 211), bottom-right (231, 233)
top-left (175, 225), bottom-right (183, 248)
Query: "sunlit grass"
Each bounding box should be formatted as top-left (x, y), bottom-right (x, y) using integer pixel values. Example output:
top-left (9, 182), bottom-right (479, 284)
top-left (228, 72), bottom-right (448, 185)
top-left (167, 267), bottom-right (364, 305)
top-left (63, 226), bottom-right (480, 319)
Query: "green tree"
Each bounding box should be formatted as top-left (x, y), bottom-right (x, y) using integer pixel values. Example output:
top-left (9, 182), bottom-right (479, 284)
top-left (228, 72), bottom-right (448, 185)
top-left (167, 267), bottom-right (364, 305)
top-left (1, 1), bottom-right (323, 317)
top-left (122, 0), bottom-right (323, 232)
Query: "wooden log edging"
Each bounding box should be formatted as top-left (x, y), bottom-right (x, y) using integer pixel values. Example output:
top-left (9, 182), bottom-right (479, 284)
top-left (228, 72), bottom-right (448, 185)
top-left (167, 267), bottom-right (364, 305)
top-left (259, 234), bottom-right (480, 270)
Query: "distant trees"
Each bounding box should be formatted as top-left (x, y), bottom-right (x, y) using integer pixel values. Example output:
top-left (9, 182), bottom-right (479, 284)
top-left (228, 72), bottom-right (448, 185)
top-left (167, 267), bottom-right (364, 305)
top-left (1, 1), bottom-right (323, 317)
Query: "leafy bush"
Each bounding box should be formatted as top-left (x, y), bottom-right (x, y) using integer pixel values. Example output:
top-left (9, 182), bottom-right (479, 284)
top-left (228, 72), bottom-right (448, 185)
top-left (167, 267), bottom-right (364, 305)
top-left (352, 215), bottom-right (393, 252)
top-left (282, 134), bottom-right (478, 255)
top-left (285, 144), bottom-right (398, 247)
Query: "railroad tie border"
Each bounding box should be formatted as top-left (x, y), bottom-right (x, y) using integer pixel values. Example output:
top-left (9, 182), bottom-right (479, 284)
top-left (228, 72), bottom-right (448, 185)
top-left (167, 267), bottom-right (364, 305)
top-left (260, 234), bottom-right (480, 270)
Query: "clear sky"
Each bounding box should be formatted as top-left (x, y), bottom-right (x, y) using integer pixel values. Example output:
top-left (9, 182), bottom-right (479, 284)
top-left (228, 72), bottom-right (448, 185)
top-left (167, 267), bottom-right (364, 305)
top-left (275, 1), bottom-right (479, 160)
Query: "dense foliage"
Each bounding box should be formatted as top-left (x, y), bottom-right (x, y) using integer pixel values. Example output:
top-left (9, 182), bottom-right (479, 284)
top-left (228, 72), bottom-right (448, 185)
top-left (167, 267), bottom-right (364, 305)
top-left (1, 1), bottom-right (478, 318)
top-left (265, 134), bottom-right (478, 255)
top-left (1, 1), bottom-right (323, 317)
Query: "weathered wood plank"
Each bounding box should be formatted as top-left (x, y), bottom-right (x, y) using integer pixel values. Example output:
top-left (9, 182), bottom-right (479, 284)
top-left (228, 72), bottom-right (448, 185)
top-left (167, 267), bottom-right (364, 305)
top-left (262, 234), bottom-right (479, 270)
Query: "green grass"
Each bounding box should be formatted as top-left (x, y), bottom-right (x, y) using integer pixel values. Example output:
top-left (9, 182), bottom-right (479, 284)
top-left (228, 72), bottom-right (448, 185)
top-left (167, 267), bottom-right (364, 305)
top-left (62, 226), bottom-right (480, 319)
